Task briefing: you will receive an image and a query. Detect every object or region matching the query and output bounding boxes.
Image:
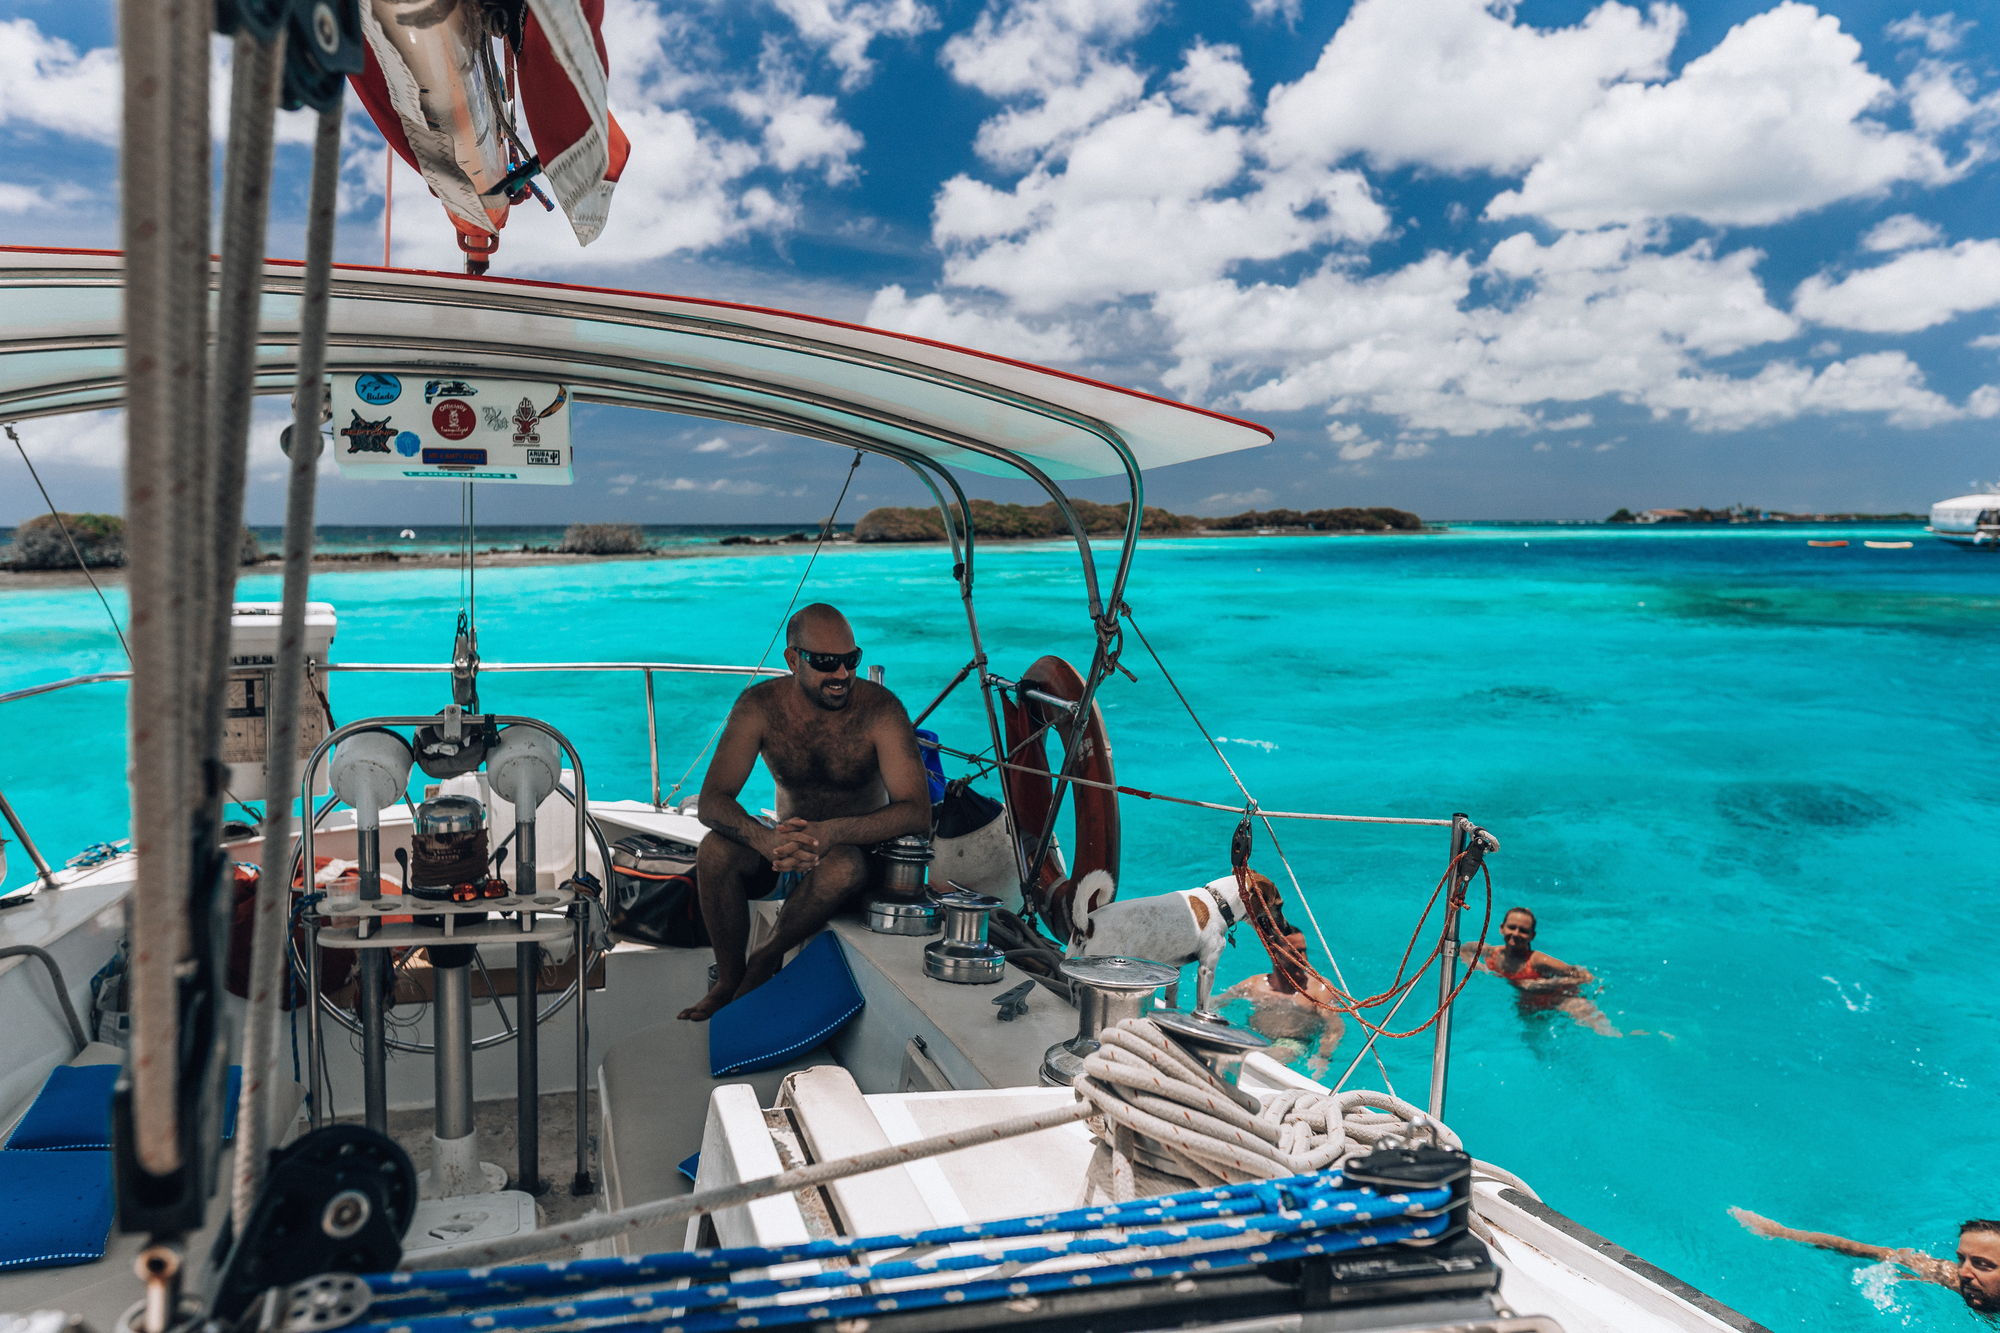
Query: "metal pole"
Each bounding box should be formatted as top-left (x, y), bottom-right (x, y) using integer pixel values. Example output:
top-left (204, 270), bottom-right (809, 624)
top-left (572, 904), bottom-right (591, 1195)
top-left (0, 787), bottom-right (60, 891)
top-left (435, 958), bottom-right (474, 1141)
top-left (1428, 813), bottom-right (1470, 1121)
top-left (356, 825), bottom-right (389, 1132)
top-left (515, 819), bottom-right (541, 1194)
top-left (304, 912), bottom-right (324, 1128)
top-left (644, 670), bottom-right (660, 809)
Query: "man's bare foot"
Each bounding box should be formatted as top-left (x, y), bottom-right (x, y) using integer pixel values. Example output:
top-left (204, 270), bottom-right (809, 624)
top-left (679, 973), bottom-right (740, 1022)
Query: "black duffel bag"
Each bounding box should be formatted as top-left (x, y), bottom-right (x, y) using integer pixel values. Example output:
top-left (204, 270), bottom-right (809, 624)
top-left (608, 833), bottom-right (708, 948)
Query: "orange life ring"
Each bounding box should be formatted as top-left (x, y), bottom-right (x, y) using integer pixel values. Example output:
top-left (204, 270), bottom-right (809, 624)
top-left (1000, 655), bottom-right (1119, 943)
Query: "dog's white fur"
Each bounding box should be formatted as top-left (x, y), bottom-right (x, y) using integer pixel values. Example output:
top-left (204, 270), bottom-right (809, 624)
top-left (1065, 870), bottom-right (1248, 1013)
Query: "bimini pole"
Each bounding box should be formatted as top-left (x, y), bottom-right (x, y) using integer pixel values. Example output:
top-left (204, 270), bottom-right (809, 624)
top-left (231, 92), bottom-right (344, 1231)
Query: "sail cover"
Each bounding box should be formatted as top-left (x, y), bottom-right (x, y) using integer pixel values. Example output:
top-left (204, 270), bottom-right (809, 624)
top-left (0, 248), bottom-right (1270, 482)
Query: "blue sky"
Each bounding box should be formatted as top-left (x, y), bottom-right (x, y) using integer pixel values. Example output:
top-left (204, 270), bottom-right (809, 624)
top-left (4, 0), bottom-right (2000, 524)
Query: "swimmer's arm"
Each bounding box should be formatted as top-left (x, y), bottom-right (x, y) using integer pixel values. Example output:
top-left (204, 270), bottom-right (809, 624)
top-left (794, 693), bottom-right (931, 849)
top-left (1518, 954), bottom-right (1593, 990)
top-left (1729, 1209), bottom-right (1940, 1275)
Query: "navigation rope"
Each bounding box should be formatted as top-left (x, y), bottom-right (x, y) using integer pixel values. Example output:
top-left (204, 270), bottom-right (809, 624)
top-left (663, 450), bottom-right (864, 805)
top-left (4, 423), bottom-right (133, 663)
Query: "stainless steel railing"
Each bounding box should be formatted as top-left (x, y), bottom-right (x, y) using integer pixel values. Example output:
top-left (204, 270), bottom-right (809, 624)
top-left (0, 658), bottom-right (788, 884)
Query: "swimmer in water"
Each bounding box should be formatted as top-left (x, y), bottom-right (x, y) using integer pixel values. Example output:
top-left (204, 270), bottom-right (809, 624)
top-left (1730, 1210), bottom-right (2000, 1313)
top-left (1217, 922), bottom-right (1346, 1080)
top-left (1460, 906), bottom-right (1620, 1037)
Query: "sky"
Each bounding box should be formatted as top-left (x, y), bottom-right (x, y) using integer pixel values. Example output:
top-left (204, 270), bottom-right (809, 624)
top-left (4, 0), bottom-right (2000, 524)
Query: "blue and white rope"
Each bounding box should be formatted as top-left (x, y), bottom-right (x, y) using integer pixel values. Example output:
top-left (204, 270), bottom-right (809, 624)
top-left (352, 1172), bottom-right (1451, 1333)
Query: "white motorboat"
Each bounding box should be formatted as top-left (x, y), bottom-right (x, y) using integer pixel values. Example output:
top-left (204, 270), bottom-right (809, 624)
top-left (1927, 493), bottom-right (2000, 548)
top-left (0, 9), bottom-right (1771, 1333)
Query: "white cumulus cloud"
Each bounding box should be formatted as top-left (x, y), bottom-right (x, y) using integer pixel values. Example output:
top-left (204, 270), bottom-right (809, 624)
top-left (770, 0), bottom-right (936, 89)
top-left (941, 0), bottom-right (1162, 99)
top-left (1488, 3), bottom-right (1958, 229)
top-left (1862, 214), bottom-right (1944, 251)
top-left (1169, 42), bottom-right (1252, 119)
top-left (864, 286), bottom-right (1082, 361)
top-left (1261, 0), bottom-right (1682, 176)
top-left (1794, 240), bottom-right (2000, 332)
top-left (936, 98), bottom-right (1388, 313)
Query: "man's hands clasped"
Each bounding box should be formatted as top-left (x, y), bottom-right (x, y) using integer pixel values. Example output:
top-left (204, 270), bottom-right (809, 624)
top-left (759, 817), bottom-right (823, 873)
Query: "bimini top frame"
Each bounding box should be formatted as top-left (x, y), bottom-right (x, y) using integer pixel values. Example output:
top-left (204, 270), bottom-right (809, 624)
top-left (0, 246), bottom-right (1267, 479)
top-left (0, 244), bottom-right (1268, 620)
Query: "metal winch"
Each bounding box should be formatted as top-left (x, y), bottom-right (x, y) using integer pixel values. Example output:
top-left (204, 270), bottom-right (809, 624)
top-left (1041, 956), bottom-right (1177, 1086)
top-left (923, 886), bottom-right (1006, 984)
top-left (865, 833), bottom-right (938, 935)
top-left (1150, 1008), bottom-right (1272, 1087)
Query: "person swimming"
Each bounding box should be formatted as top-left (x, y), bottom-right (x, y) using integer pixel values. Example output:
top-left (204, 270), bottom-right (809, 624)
top-left (1217, 917), bottom-right (1345, 1079)
top-left (1730, 1209), bottom-right (2000, 1313)
top-left (1460, 906), bottom-right (1621, 1036)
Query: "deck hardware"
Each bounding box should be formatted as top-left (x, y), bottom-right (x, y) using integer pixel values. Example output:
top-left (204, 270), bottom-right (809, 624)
top-left (276, 1274), bottom-right (371, 1333)
top-left (1042, 956), bottom-right (1176, 1085)
top-left (991, 979), bottom-right (1035, 1021)
top-left (923, 886), bottom-right (1006, 984)
top-left (1149, 1008), bottom-right (1271, 1088)
top-left (205, 1125), bottom-right (413, 1326)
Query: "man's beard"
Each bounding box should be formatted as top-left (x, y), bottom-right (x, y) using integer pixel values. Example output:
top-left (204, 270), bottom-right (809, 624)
top-left (805, 680), bottom-right (851, 711)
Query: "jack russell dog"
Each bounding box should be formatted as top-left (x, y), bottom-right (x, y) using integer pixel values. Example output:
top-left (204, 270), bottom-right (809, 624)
top-left (1065, 869), bottom-right (1268, 1014)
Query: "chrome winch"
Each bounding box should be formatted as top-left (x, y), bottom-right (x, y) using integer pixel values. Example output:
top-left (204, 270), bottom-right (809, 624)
top-left (923, 886), bottom-right (1006, 984)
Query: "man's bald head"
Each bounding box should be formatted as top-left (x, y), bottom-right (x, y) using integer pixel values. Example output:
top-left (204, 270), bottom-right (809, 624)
top-left (785, 604), bottom-right (859, 710)
top-left (786, 603), bottom-right (852, 651)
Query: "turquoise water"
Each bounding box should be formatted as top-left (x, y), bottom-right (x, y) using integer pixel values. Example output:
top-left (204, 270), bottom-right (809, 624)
top-left (2, 523), bottom-right (1994, 1330)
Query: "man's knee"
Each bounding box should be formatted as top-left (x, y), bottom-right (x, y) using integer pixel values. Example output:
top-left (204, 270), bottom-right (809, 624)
top-left (811, 845), bottom-right (870, 898)
top-left (698, 831), bottom-right (765, 888)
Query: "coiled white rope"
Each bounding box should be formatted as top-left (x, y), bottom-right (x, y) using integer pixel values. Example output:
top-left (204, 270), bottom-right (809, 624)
top-left (1072, 1019), bottom-right (1456, 1201)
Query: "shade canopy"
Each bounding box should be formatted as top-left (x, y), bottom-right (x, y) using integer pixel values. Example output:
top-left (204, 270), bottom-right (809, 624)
top-left (0, 247), bottom-right (1269, 484)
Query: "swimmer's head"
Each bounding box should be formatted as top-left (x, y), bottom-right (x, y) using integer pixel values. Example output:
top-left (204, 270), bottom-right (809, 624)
top-left (1958, 1221), bottom-right (2000, 1309)
top-left (1501, 907), bottom-right (1536, 949)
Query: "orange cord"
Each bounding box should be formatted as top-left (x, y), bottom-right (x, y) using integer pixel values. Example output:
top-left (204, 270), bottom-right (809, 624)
top-left (1235, 850), bottom-right (1492, 1040)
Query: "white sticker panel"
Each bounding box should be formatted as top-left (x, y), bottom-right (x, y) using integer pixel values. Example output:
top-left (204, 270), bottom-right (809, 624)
top-left (329, 374), bottom-right (574, 485)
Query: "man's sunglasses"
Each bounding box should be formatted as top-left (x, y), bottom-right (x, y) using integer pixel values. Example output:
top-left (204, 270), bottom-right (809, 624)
top-left (795, 646), bottom-right (862, 673)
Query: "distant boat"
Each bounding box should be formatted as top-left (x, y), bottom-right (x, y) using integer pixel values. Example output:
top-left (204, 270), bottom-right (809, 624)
top-left (1863, 540), bottom-right (1913, 549)
top-left (1806, 539), bottom-right (1848, 547)
top-left (399, 528), bottom-right (417, 539)
top-left (1928, 494), bottom-right (2000, 549)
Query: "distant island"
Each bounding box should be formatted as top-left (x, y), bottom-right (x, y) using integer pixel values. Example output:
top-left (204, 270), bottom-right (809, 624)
top-left (1607, 505), bottom-right (1923, 525)
top-left (851, 499), bottom-right (1423, 542)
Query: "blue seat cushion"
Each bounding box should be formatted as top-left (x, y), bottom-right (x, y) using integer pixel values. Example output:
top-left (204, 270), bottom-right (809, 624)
top-left (709, 933), bottom-right (864, 1077)
top-left (0, 1150), bottom-right (114, 1269)
top-left (7, 1064), bottom-right (242, 1151)
top-left (677, 1151), bottom-right (700, 1184)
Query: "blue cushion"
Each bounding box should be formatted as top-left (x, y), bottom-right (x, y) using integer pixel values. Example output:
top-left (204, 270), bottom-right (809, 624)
top-left (7, 1065), bottom-right (242, 1151)
top-left (708, 933), bottom-right (864, 1077)
top-left (0, 1150), bottom-right (114, 1269)
top-left (677, 1152), bottom-right (701, 1183)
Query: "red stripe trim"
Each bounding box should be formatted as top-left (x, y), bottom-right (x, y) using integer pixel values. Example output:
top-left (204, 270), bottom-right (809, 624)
top-left (0, 246), bottom-right (1275, 444)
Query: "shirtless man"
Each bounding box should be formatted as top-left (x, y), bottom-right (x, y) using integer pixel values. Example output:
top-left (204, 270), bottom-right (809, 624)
top-left (677, 604), bottom-right (929, 1021)
top-left (1217, 926), bottom-right (1346, 1080)
top-left (1461, 906), bottom-right (1620, 1037)
top-left (1730, 1210), bottom-right (2000, 1313)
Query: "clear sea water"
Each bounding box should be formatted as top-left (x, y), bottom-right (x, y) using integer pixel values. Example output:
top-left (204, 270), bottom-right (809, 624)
top-left (2, 522), bottom-right (1993, 1331)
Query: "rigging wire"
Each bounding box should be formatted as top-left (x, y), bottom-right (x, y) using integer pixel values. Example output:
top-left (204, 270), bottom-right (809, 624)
top-left (4, 422), bottom-right (133, 663)
top-left (663, 451), bottom-right (865, 804)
